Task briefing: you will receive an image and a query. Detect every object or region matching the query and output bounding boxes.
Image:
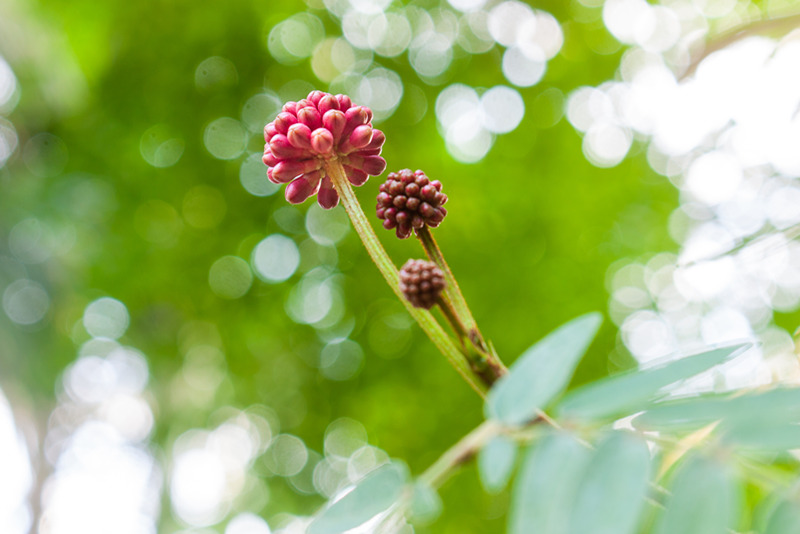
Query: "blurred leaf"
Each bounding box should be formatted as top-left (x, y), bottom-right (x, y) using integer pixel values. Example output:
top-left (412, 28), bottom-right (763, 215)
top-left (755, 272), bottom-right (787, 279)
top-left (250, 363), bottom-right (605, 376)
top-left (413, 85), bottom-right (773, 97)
top-left (634, 388), bottom-right (800, 431)
top-left (556, 343), bottom-right (750, 422)
top-left (765, 500), bottom-right (800, 534)
top-left (568, 432), bottom-right (651, 534)
top-left (485, 313), bottom-right (602, 425)
top-left (308, 462), bottom-right (408, 534)
top-left (722, 422), bottom-right (800, 452)
top-left (477, 434), bottom-right (518, 494)
top-left (407, 481), bottom-right (442, 525)
top-left (509, 431), bottom-right (591, 534)
top-left (653, 454), bottom-right (741, 534)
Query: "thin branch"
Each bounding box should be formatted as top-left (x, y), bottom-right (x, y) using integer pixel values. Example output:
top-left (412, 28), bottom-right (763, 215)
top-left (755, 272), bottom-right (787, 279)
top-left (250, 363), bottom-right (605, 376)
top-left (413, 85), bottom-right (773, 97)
top-left (683, 11), bottom-right (800, 79)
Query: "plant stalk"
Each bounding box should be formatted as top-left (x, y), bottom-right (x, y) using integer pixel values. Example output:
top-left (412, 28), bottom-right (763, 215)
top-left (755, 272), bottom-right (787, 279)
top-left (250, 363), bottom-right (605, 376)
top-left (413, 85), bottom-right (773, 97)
top-left (419, 419), bottom-right (502, 489)
top-left (324, 160), bottom-right (490, 396)
top-left (416, 226), bottom-right (507, 379)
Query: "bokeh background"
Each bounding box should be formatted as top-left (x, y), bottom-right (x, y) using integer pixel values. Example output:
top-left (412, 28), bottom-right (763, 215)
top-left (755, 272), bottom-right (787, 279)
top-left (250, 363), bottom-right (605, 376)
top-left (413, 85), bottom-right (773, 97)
top-left (2, 0), bottom-right (800, 532)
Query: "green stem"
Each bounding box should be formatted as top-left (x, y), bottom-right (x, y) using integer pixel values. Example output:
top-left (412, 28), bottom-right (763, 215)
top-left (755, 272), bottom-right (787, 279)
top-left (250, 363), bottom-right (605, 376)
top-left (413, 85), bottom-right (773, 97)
top-left (416, 226), bottom-right (507, 377)
top-left (323, 160), bottom-right (489, 396)
top-left (419, 420), bottom-right (502, 489)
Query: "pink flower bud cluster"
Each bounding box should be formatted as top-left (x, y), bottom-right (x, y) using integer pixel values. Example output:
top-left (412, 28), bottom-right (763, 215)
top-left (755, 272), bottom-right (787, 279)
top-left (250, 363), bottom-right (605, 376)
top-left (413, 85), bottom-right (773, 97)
top-left (376, 169), bottom-right (448, 239)
top-left (263, 91), bottom-right (387, 209)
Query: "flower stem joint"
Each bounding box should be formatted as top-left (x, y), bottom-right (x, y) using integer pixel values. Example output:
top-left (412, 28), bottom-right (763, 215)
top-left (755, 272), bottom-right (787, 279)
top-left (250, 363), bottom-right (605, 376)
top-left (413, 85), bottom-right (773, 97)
top-left (399, 259), bottom-right (446, 310)
top-left (376, 169), bottom-right (448, 239)
top-left (262, 90), bottom-right (387, 209)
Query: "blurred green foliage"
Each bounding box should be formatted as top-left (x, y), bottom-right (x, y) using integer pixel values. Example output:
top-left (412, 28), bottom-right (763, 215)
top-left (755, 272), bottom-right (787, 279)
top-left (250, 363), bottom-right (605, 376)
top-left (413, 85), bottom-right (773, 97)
top-left (0, 0), bottom-right (680, 531)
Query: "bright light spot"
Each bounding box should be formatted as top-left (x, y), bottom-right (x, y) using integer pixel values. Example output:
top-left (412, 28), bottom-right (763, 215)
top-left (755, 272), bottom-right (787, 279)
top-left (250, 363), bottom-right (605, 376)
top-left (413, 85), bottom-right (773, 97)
top-left (3, 279), bottom-right (49, 325)
top-left (182, 185), bottom-right (227, 229)
top-left (171, 448), bottom-right (228, 526)
top-left (622, 310), bottom-right (677, 362)
top-left (700, 307), bottom-right (753, 345)
top-left (767, 185), bottom-right (800, 229)
top-left (204, 118), bottom-right (247, 160)
top-left (209, 256), bottom-right (253, 299)
top-left (347, 446), bottom-right (390, 482)
top-left (582, 123), bottom-right (632, 167)
top-left (458, 11), bottom-right (495, 54)
top-left (306, 204), bottom-right (349, 245)
top-left (525, 11), bottom-right (563, 60)
top-left (502, 46), bottom-right (546, 87)
top-left (353, 68), bottom-right (403, 120)
top-left (409, 33), bottom-right (453, 78)
top-left (0, 57), bottom-right (18, 113)
top-left (0, 388), bottom-right (33, 534)
top-left (285, 270), bottom-right (338, 325)
top-left (447, 0), bottom-right (488, 13)
top-left (350, 0), bottom-right (392, 14)
top-left (9, 218), bottom-right (53, 264)
top-left (369, 12), bottom-right (412, 57)
top-left (602, 0), bottom-right (652, 45)
top-left (480, 86), bottom-right (524, 133)
top-left (324, 418), bottom-right (368, 460)
top-left (445, 128), bottom-right (493, 163)
top-left (241, 93), bottom-right (282, 133)
top-left (264, 435), bottom-right (308, 477)
top-left (240, 153), bottom-right (279, 197)
top-left (436, 84), bottom-right (494, 163)
top-left (252, 234), bottom-right (300, 283)
top-left (140, 125), bottom-right (184, 168)
top-left (195, 56), bottom-right (238, 92)
top-left (684, 151), bottom-right (743, 205)
top-left (320, 340), bottom-right (364, 381)
top-left (487, 1), bottom-right (535, 47)
top-left (100, 394), bottom-right (154, 443)
top-left (0, 118), bottom-right (18, 169)
top-left (269, 14), bottom-right (325, 64)
top-left (226, 513), bottom-right (271, 534)
top-left (41, 421), bottom-right (160, 534)
top-left (436, 84), bottom-right (479, 129)
top-left (83, 297), bottom-right (130, 339)
top-left (23, 133), bottom-right (68, 178)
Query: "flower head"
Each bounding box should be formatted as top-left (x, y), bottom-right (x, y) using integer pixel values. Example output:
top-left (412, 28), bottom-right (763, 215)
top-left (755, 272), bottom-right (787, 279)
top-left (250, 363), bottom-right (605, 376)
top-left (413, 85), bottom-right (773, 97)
top-left (376, 169), bottom-right (448, 239)
top-left (399, 259), bottom-right (446, 309)
top-left (262, 90), bottom-right (387, 209)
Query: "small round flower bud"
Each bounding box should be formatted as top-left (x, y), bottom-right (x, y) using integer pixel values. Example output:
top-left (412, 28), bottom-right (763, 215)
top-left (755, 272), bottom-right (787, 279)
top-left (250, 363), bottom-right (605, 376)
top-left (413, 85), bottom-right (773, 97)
top-left (399, 259), bottom-right (446, 310)
top-left (376, 169), bottom-right (448, 239)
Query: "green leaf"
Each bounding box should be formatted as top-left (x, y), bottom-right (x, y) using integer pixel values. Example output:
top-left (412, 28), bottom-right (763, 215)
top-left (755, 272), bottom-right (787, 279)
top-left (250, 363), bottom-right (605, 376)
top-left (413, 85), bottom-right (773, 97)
top-left (308, 462), bottom-right (408, 534)
top-left (477, 434), bottom-right (518, 494)
top-left (765, 501), bottom-right (800, 534)
top-left (509, 431), bottom-right (591, 534)
top-left (568, 432), bottom-right (651, 534)
top-left (407, 481), bottom-right (442, 525)
top-left (556, 343), bottom-right (750, 422)
top-left (653, 454), bottom-right (741, 534)
top-left (486, 313), bottom-right (602, 425)
top-left (634, 388), bottom-right (800, 431)
top-left (722, 422), bottom-right (800, 451)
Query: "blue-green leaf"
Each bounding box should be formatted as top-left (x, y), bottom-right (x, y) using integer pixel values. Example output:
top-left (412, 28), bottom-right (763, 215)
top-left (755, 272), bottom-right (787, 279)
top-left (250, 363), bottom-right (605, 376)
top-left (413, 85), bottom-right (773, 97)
top-left (407, 481), bottom-right (442, 525)
top-left (557, 344), bottom-right (750, 422)
top-left (486, 313), bottom-right (602, 425)
top-left (509, 431), bottom-right (591, 534)
top-left (722, 422), bottom-right (800, 452)
top-left (477, 434), bottom-right (518, 494)
top-left (568, 432), bottom-right (651, 534)
top-left (308, 462), bottom-right (408, 534)
top-left (765, 501), bottom-right (800, 534)
top-left (653, 454), bottom-right (741, 534)
top-left (634, 388), bottom-right (800, 431)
